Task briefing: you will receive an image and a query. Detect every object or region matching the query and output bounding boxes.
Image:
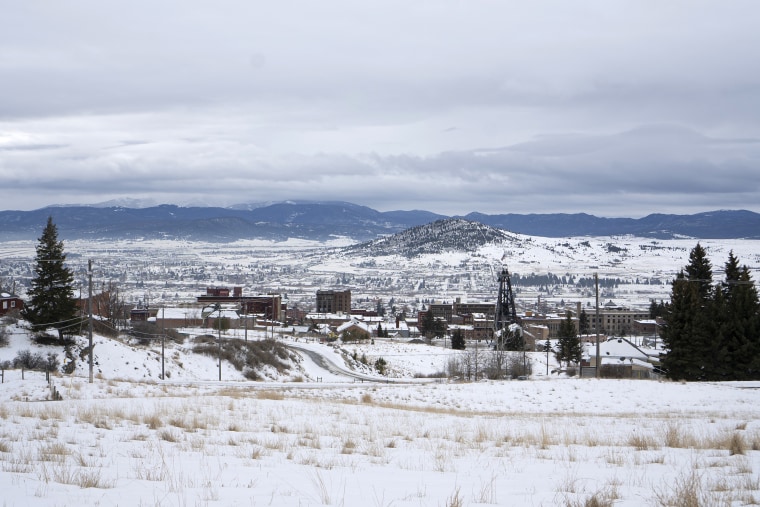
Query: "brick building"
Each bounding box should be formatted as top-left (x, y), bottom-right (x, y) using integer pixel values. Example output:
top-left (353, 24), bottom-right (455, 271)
top-left (316, 289), bottom-right (351, 314)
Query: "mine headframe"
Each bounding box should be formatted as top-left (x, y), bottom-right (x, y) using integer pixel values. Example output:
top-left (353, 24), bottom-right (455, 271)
top-left (494, 267), bottom-right (523, 351)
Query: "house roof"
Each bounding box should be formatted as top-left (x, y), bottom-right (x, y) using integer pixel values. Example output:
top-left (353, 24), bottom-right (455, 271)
top-left (158, 307), bottom-right (203, 319)
top-left (337, 319), bottom-right (371, 333)
top-left (584, 337), bottom-right (649, 361)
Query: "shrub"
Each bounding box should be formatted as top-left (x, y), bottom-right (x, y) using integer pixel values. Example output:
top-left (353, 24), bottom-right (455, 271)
top-left (2, 309), bottom-right (21, 325)
top-left (192, 338), bottom-right (294, 379)
top-left (33, 332), bottom-right (74, 346)
top-left (0, 325), bottom-right (8, 347)
top-left (12, 350), bottom-right (59, 371)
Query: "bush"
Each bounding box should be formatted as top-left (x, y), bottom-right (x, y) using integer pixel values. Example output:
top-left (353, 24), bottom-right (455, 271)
top-left (192, 338), bottom-right (295, 380)
top-left (12, 349), bottom-right (60, 371)
top-left (2, 309), bottom-right (21, 325)
top-left (33, 332), bottom-right (74, 346)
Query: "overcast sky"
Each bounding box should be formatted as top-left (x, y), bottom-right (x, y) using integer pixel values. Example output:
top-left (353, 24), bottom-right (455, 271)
top-left (1, 1), bottom-right (759, 217)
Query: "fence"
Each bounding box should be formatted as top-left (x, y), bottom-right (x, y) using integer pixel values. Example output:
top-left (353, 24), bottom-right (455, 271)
top-left (0, 367), bottom-right (62, 400)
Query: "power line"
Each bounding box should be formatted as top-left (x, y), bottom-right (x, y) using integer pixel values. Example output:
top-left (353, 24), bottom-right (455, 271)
top-left (29, 315), bottom-right (87, 328)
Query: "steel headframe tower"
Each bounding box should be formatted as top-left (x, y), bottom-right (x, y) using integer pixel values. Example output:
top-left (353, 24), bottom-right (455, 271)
top-left (494, 267), bottom-right (521, 350)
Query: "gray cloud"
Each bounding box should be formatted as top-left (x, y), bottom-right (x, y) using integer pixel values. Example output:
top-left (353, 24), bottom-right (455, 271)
top-left (1, 1), bottom-right (759, 217)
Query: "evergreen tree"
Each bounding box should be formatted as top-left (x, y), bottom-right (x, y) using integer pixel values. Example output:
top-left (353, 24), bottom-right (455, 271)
top-left (432, 317), bottom-right (447, 339)
top-left (555, 311), bottom-right (581, 367)
top-left (23, 217), bottom-right (79, 342)
top-left (419, 309), bottom-right (435, 339)
top-left (718, 253), bottom-right (760, 379)
top-left (661, 244), bottom-right (715, 380)
top-left (451, 329), bottom-right (465, 350)
top-left (649, 300), bottom-right (667, 319)
top-left (578, 309), bottom-right (590, 336)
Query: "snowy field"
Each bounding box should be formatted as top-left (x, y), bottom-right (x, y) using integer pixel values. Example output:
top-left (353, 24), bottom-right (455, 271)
top-left (2, 327), bottom-right (760, 506)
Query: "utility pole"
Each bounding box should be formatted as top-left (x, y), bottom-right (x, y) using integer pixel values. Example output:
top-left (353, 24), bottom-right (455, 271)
top-left (88, 259), bottom-right (93, 384)
top-left (244, 302), bottom-right (248, 342)
top-left (595, 273), bottom-right (600, 379)
top-left (216, 304), bottom-right (222, 381)
top-left (161, 307), bottom-right (165, 380)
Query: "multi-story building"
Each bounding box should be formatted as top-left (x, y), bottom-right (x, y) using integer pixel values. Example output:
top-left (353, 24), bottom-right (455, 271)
top-left (587, 301), bottom-right (650, 336)
top-left (197, 287), bottom-right (284, 321)
top-left (316, 289), bottom-right (351, 314)
top-left (453, 301), bottom-right (496, 319)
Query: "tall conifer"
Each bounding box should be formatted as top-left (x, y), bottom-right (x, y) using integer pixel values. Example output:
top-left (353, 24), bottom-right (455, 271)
top-left (662, 243), bottom-right (714, 380)
top-left (719, 252), bottom-right (760, 378)
top-left (23, 217), bottom-right (78, 342)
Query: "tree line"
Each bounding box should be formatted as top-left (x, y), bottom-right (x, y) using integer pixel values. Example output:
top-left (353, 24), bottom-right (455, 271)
top-left (661, 244), bottom-right (760, 380)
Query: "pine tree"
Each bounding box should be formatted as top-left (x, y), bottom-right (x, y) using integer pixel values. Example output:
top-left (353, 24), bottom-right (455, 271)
top-left (23, 217), bottom-right (79, 342)
top-left (578, 309), bottom-right (590, 336)
top-left (718, 253), bottom-right (760, 379)
top-left (661, 244), bottom-right (715, 380)
top-left (419, 309), bottom-right (435, 339)
top-left (451, 329), bottom-right (465, 350)
top-left (556, 311), bottom-right (581, 367)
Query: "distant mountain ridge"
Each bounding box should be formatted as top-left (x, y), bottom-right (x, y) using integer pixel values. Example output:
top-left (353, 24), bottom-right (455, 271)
top-left (0, 202), bottom-right (757, 241)
top-left (465, 210), bottom-right (760, 239)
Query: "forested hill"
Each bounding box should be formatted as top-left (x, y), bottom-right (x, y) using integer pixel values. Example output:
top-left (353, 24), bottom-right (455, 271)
top-left (344, 218), bottom-right (526, 258)
top-left (0, 202), bottom-right (757, 241)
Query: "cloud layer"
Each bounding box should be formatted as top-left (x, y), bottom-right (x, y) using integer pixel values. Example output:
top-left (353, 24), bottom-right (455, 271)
top-left (1, 1), bottom-right (759, 216)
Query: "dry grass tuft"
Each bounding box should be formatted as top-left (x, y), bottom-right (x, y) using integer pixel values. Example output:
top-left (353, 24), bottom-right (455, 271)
top-left (158, 428), bottom-right (181, 443)
top-left (662, 422), bottom-right (694, 449)
top-left (628, 431), bottom-right (658, 451)
top-left (341, 439), bottom-right (357, 455)
top-left (143, 412), bottom-right (164, 430)
top-left (257, 390), bottom-right (285, 400)
top-left (653, 469), bottom-right (707, 507)
top-left (446, 487), bottom-right (463, 507)
top-left (728, 432), bottom-right (746, 456)
top-left (38, 442), bottom-right (70, 462)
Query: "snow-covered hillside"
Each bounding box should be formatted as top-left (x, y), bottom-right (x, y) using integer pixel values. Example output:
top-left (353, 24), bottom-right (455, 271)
top-left (1, 322), bottom-right (760, 506)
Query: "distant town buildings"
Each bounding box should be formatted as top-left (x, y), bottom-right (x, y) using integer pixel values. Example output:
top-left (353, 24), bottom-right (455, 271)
top-left (316, 289), bottom-right (351, 314)
top-left (197, 287), bottom-right (284, 322)
top-left (589, 301), bottom-right (650, 336)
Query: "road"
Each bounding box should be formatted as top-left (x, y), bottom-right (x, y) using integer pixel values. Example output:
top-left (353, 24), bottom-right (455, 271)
top-left (286, 343), bottom-right (397, 383)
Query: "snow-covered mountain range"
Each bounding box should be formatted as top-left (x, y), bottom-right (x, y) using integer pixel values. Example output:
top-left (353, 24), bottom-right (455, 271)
top-left (0, 202), bottom-right (758, 241)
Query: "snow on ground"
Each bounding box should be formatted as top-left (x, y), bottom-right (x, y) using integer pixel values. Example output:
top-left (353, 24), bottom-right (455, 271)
top-left (2, 324), bottom-right (760, 506)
